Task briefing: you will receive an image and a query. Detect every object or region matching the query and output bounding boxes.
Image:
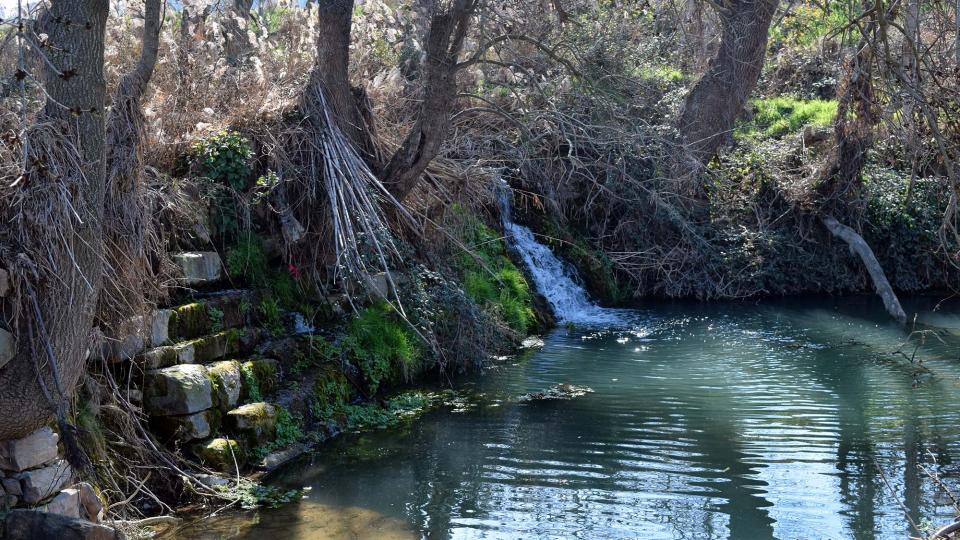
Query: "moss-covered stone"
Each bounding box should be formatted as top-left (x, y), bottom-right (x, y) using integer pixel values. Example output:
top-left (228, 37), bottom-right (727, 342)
top-left (169, 302), bottom-right (209, 341)
top-left (192, 437), bottom-right (246, 473)
top-left (240, 358), bottom-right (279, 400)
top-left (207, 360), bottom-right (242, 412)
top-left (312, 365), bottom-right (351, 410)
top-left (137, 342), bottom-right (195, 369)
top-left (186, 328), bottom-right (256, 364)
top-left (225, 402), bottom-right (277, 446)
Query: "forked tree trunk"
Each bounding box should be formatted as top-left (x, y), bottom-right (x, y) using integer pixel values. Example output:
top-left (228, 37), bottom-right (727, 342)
top-left (0, 0), bottom-right (109, 440)
top-left (379, 0), bottom-right (476, 202)
top-left (674, 0), bottom-right (779, 179)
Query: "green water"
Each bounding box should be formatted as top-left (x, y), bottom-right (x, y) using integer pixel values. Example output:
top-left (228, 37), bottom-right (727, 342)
top-left (177, 296), bottom-right (960, 539)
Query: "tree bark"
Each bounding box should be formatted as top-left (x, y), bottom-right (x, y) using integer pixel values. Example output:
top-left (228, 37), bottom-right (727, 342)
top-left (100, 0), bottom-right (163, 322)
top-left (309, 0), bottom-right (366, 150)
top-left (822, 216), bottom-right (907, 324)
top-left (675, 0), bottom-right (780, 178)
top-left (379, 0), bottom-right (475, 202)
top-left (0, 0), bottom-right (109, 440)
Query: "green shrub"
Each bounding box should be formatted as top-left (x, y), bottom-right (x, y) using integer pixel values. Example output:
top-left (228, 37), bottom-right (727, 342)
top-left (341, 302), bottom-right (421, 393)
top-left (226, 235), bottom-right (269, 285)
top-left (748, 97), bottom-right (837, 138)
top-left (191, 130), bottom-right (253, 191)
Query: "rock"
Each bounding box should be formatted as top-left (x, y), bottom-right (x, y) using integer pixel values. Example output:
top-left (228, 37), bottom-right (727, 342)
top-left (18, 460), bottom-right (72, 504)
top-left (143, 364), bottom-right (213, 416)
top-left (5, 509), bottom-right (124, 540)
top-left (518, 384), bottom-right (594, 403)
top-left (0, 328), bottom-right (14, 371)
top-left (193, 473), bottom-right (230, 488)
top-left (521, 336), bottom-right (545, 349)
top-left (151, 410), bottom-right (219, 443)
top-left (368, 272), bottom-right (390, 299)
top-left (137, 342), bottom-right (195, 370)
top-left (188, 329), bottom-right (244, 364)
top-left (173, 252), bottom-right (223, 286)
top-left (3, 476), bottom-right (23, 496)
top-left (150, 309), bottom-right (173, 346)
top-left (192, 438), bottom-right (246, 473)
top-left (257, 442), bottom-right (309, 472)
top-left (76, 482), bottom-right (104, 523)
top-left (240, 358), bottom-right (280, 399)
top-left (40, 488), bottom-right (81, 519)
top-left (225, 402), bottom-right (276, 446)
top-left (0, 427), bottom-right (59, 472)
top-left (0, 268), bottom-right (10, 297)
top-left (208, 360), bottom-right (242, 411)
top-left (168, 294), bottom-right (248, 341)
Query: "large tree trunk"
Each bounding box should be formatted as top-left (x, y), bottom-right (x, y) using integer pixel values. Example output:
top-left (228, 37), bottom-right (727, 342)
top-left (379, 0), bottom-right (475, 202)
top-left (309, 0), bottom-right (367, 150)
top-left (0, 0), bottom-right (109, 440)
top-left (674, 0), bottom-right (779, 180)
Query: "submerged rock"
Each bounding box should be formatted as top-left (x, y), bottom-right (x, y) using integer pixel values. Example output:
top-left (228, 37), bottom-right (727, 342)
top-left (518, 383), bottom-right (594, 402)
top-left (4, 509), bottom-right (124, 540)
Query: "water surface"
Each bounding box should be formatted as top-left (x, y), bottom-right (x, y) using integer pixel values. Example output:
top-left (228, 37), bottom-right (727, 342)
top-left (177, 296), bottom-right (960, 540)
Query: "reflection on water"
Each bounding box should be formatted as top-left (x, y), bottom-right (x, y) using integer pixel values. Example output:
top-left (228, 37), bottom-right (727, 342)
top-left (175, 296), bottom-right (960, 539)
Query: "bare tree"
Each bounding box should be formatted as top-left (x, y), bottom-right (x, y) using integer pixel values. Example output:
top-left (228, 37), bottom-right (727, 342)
top-left (0, 0), bottom-right (110, 440)
top-left (674, 0), bottom-right (780, 182)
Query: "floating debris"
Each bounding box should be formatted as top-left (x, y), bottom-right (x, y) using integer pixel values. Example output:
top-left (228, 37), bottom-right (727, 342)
top-left (519, 383), bottom-right (594, 402)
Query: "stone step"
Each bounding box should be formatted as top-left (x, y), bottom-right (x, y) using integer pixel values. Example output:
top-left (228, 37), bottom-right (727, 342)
top-left (224, 402), bottom-right (277, 448)
top-left (167, 291), bottom-right (251, 342)
top-left (143, 356), bottom-right (280, 417)
top-left (135, 328), bottom-right (261, 370)
top-left (172, 251), bottom-right (223, 287)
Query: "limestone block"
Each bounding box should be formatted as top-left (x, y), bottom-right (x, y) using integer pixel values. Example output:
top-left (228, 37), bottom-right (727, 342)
top-left (143, 364), bottom-right (213, 416)
top-left (76, 482), bottom-right (104, 523)
top-left (152, 410), bottom-right (219, 443)
top-left (208, 360), bottom-right (242, 411)
top-left (18, 460), bottom-right (72, 504)
top-left (40, 489), bottom-right (81, 519)
top-left (0, 427), bottom-right (59, 473)
top-left (4, 509), bottom-right (124, 540)
top-left (173, 252), bottom-right (223, 286)
top-left (225, 402), bottom-right (276, 446)
top-left (192, 438), bottom-right (246, 473)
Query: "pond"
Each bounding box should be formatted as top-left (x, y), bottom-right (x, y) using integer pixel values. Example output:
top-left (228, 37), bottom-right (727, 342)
top-left (175, 295), bottom-right (960, 539)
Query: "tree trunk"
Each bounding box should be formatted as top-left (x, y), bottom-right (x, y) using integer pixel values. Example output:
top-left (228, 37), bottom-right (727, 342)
top-left (0, 0), bottom-right (109, 440)
top-left (309, 0), bottom-right (366, 150)
top-left (100, 0), bottom-right (163, 322)
top-left (379, 0), bottom-right (475, 202)
top-left (822, 216), bottom-right (907, 324)
top-left (674, 0), bottom-right (779, 179)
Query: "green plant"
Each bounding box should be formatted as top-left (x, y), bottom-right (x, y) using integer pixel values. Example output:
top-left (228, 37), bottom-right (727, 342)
top-left (340, 302), bottom-right (421, 393)
top-left (746, 97), bottom-right (837, 138)
top-left (208, 307), bottom-right (225, 333)
top-left (241, 363), bottom-right (262, 402)
top-left (452, 208), bottom-right (536, 333)
top-left (254, 407), bottom-right (304, 459)
top-left (226, 235), bottom-right (270, 286)
top-left (191, 130), bottom-right (253, 191)
top-left (258, 297), bottom-right (284, 335)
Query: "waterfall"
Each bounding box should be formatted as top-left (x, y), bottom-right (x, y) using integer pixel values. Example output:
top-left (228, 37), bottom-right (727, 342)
top-left (496, 181), bottom-right (627, 326)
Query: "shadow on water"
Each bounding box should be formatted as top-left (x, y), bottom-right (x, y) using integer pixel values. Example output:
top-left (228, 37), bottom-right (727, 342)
top-left (173, 294), bottom-right (960, 540)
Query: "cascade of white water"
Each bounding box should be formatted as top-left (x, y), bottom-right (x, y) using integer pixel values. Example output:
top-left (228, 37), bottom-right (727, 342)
top-left (496, 180), bottom-right (626, 326)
